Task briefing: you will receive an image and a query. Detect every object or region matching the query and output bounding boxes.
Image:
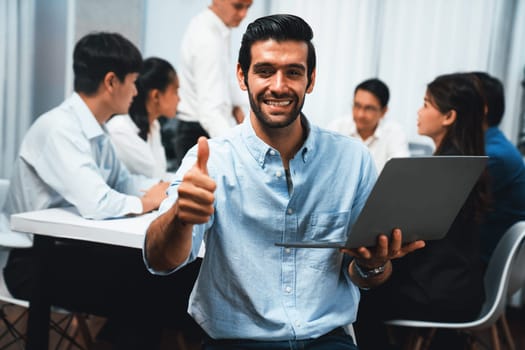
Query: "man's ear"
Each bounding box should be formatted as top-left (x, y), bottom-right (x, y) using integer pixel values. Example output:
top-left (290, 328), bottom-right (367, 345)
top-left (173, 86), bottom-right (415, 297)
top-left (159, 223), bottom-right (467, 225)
top-left (306, 69), bottom-right (316, 94)
top-left (443, 109), bottom-right (457, 126)
top-left (237, 63), bottom-right (247, 91)
top-left (380, 106), bottom-right (389, 118)
top-left (103, 72), bottom-right (117, 92)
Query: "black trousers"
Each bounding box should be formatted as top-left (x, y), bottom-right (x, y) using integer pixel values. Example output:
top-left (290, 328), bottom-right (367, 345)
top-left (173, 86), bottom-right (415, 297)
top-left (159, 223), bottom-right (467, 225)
top-left (171, 119), bottom-right (209, 171)
top-left (4, 239), bottom-right (202, 349)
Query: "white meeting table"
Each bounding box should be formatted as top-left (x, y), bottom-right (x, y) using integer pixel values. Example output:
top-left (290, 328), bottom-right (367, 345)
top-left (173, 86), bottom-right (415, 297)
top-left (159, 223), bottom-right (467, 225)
top-left (10, 207), bottom-right (162, 350)
top-left (11, 207), bottom-right (159, 249)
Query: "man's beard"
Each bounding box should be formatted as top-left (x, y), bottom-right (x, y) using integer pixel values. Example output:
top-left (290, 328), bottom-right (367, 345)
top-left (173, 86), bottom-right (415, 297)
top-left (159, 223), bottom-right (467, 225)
top-left (247, 88), bottom-right (305, 129)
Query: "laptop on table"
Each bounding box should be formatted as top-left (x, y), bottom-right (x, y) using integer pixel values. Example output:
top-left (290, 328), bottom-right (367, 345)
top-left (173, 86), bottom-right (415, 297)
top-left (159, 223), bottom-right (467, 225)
top-left (275, 156), bottom-right (487, 249)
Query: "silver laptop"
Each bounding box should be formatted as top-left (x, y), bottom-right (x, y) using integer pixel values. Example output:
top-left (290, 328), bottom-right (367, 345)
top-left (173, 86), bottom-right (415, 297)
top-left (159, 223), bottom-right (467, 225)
top-left (275, 156), bottom-right (487, 249)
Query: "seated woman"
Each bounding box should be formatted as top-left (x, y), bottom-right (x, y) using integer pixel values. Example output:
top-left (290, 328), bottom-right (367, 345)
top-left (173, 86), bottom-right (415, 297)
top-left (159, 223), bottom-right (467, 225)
top-left (355, 72), bottom-right (488, 350)
top-left (107, 57), bottom-right (179, 180)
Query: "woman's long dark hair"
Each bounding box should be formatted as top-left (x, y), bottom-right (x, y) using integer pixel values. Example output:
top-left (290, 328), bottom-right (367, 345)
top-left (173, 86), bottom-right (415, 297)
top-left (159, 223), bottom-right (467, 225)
top-left (426, 73), bottom-right (489, 222)
top-left (129, 57), bottom-right (176, 141)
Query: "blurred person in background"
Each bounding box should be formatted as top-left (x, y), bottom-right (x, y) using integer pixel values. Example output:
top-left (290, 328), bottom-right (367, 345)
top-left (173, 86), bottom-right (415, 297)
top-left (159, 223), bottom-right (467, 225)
top-left (107, 57), bottom-right (179, 181)
top-left (356, 72), bottom-right (488, 350)
top-left (169, 0), bottom-right (253, 169)
top-left (472, 71), bottom-right (525, 264)
top-left (328, 78), bottom-right (409, 172)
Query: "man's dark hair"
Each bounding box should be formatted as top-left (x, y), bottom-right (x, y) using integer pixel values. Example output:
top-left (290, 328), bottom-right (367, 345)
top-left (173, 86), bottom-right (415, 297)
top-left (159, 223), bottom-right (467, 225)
top-left (238, 14), bottom-right (316, 87)
top-left (354, 78), bottom-right (390, 108)
top-left (73, 32), bottom-right (142, 95)
top-left (471, 72), bottom-right (505, 127)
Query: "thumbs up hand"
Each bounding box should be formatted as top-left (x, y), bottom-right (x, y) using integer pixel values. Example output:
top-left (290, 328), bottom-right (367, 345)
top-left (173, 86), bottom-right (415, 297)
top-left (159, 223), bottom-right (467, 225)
top-left (196, 136), bottom-right (210, 174)
top-left (176, 137), bottom-right (217, 224)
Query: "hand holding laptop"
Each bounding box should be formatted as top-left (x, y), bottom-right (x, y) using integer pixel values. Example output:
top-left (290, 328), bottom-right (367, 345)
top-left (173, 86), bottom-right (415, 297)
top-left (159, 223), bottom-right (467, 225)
top-left (341, 228), bottom-right (425, 270)
top-left (341, 228), bottom-right (426, 288)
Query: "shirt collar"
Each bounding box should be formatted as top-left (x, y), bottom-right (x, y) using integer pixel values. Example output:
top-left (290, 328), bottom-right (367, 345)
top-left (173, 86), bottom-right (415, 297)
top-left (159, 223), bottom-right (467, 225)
top-left (69, 92), bottom-right (105, 140)
top-left (205, 7), bottom-right (231, 39)
top-left (374, 119), bottom-right (386, 139)
top-left (351, 118), bottom-right (385, 141)
top-left (241, 115), bottom-right (313, 168)
top-left (486, 126), bottom-right (498, 136)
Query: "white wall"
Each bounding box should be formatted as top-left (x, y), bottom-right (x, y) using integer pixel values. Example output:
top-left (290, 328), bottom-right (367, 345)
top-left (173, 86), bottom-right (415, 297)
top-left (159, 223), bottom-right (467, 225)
top-left (33, 0), bottom-right (68, 117)
top-left (64, 0), bottom-right (144, 98)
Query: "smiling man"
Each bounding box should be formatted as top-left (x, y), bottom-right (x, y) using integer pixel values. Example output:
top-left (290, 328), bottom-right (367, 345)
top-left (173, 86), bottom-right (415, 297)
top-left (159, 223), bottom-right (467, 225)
top-left (328, 78), bottom-right (409, 172)
top-left (145, 15), bottom-right (423, 349)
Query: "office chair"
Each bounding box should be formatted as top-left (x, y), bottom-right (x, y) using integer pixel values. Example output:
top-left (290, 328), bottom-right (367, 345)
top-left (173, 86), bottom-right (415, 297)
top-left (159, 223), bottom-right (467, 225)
top-left (509, 223), bottom-right (525, 310)
top-left (0, 179), bottom-right (93, 349)
top-left (408, 142), bottom-right (434, 157)
top-left (385, 221), bottom-right (525, 350)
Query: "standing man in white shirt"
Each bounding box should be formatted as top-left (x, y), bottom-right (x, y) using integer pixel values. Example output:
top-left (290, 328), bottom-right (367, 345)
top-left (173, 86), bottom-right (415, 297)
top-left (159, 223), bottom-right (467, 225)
top-left (328, 78), bottom-right (410, 172)
top-left (171, 0), bottom-right (253, 169)
top-left (4, 32), bottom-right (201, 349)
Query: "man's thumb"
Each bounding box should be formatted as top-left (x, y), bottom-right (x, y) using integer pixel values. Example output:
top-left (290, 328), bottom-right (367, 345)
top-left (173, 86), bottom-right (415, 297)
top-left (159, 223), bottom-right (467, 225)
top-left (196, 136), bottom-right (209, 174)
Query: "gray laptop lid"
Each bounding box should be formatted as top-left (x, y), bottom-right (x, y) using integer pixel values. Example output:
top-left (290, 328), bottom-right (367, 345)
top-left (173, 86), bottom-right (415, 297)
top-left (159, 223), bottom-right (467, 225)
top-left (276, 156), bottom-right (487, 249)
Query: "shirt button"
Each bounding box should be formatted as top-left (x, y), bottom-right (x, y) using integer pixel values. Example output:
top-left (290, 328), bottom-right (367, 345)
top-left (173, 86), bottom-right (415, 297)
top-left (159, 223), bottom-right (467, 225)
top-left (270, 150), bottom-right (276, 156)
top-left (287, 208), bottom-right (293, 215)
top-left (285, 286), bottom-right (292, 293)
top-left (296, 321), bottom-right (301, 327)
top-left (285, 248), bottom-right (291, 254)
top-left (276, 170), bottom-right (282, 178)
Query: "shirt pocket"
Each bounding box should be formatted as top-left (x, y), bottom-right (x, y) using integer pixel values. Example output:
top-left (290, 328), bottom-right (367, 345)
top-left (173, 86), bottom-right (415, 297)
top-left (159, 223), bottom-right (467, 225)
top-left (303, 211), bottom-right (350, 271)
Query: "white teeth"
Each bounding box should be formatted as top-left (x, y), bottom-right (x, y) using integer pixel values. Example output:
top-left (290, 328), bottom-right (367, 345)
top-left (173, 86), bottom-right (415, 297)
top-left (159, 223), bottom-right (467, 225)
top-left (266, 100), bottom-right (291, 106)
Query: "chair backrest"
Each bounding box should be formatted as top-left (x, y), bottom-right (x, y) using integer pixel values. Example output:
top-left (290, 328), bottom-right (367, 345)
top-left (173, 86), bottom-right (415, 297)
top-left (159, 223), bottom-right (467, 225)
top-left (0, 179), bottom-right (32, 248)
top-left (0, 247), bottom-right (29, 307)
top-left (0, 178), bottom-right (11, 236)
top-left (0, 180), bottom-right (27, 304)
top-left (408, 142), bottom-right (434, 157)
top-left (476, 221), bottom-right (525, 327)
top-left (0, 178), bottom-right (8, 209)
top-left (507, 231), bottom-right (525, 297)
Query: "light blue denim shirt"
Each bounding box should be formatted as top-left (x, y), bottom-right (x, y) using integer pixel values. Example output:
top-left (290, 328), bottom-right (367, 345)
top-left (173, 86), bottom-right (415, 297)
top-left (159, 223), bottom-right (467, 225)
top-left (4, 93), bottom-right (158, 227)
top-left (148, 116), bottom-right (377, 340)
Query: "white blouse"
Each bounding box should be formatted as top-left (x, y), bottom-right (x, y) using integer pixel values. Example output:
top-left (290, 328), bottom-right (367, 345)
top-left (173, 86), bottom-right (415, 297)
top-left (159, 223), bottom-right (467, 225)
top-left (106, 114), bottom-right (173, 181)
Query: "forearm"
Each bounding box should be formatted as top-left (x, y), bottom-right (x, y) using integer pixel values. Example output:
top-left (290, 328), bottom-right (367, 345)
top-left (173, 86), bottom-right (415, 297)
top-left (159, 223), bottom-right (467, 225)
top-left (140, 196), bottom-right (157, 214)
top-left (348, 259), bottom-right (392, 289)
top-left (145, 202), bottom-right (194, 271)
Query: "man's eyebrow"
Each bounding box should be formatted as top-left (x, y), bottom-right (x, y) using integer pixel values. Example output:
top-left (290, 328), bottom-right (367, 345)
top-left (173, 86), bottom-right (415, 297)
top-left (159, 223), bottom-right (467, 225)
top-left (287, 63), bottom-right (306, 71)
top-left (252, 62), bottom-right (306, 71)
top-left (252, 62), bottom-right (273, 70)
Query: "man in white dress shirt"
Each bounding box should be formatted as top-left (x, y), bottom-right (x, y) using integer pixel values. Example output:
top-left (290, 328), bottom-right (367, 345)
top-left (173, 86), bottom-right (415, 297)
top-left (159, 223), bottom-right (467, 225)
top-left (3, 32), bottom-right (201, 349)
top-left (328, 78), bottom-right (409, 172)
top-left (170, 0), bottom-right (253, 169)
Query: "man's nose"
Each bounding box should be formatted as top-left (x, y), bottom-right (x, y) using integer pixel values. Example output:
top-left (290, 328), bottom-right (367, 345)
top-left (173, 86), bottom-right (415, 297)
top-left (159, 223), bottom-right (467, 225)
top-left (270, 71), bottom-right (287, 94)
top-left (354, 107), bottom-right (366, 119)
